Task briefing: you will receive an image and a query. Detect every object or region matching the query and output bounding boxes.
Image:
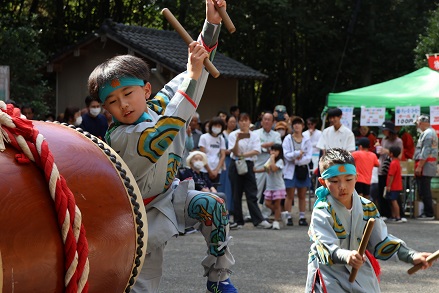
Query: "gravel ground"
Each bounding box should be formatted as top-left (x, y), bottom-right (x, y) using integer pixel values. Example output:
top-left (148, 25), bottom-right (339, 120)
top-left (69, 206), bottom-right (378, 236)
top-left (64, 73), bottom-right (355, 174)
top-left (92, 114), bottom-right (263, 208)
top-left (159, 213), bottom-right (439, 293)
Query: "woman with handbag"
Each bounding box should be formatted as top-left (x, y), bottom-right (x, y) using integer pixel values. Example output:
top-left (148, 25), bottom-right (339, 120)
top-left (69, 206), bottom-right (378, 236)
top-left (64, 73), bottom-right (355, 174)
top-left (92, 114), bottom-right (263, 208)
top-left (228, 113), bottom-right (272, 229)
top-left (282, 116), bottom-right (313, 226)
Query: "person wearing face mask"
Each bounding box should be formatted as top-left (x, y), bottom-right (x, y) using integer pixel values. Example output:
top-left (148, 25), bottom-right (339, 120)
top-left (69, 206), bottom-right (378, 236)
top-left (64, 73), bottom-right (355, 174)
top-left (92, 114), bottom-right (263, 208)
top-left (199, 117), bottom-right (226, 185)
top-left (274, 120), bottom-right (289, 141)
top-left (80, 96), bottom-right (109, 141)
top-left (62, 106), bottom-right (82, 126)
top-left (179, 151), bottom-right (218, 193)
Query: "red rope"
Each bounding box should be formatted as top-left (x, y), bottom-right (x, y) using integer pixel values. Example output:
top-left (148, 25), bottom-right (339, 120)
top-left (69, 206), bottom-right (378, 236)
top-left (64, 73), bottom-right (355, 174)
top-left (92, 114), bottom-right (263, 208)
top-left (1, 106), bottom-right (89, 292)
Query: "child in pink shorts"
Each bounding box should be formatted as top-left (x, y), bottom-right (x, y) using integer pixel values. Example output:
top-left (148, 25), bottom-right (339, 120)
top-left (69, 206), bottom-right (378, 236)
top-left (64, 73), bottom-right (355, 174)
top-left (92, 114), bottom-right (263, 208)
top-left (255, 143), bottom-right (286, 229)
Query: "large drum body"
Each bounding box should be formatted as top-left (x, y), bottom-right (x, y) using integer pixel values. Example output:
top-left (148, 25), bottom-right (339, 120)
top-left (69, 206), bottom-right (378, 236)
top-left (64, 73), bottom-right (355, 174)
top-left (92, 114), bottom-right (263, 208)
top-left (0, 121), bottom-right (147, 293)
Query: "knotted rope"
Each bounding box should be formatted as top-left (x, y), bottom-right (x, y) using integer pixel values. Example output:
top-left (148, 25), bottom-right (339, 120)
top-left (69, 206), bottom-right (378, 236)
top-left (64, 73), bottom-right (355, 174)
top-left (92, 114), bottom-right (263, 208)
top-left (0, 102), bottom-right (89, 293)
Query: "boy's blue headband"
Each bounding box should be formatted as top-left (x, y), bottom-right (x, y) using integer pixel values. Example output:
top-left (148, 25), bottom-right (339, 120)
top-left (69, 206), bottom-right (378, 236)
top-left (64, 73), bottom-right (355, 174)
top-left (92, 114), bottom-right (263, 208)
top-left (99, 77), bottom-right (145, 102)
top-left (321, 164), bottom-right (357, 179)
top-left (314, 164), bottom-right (356, 208)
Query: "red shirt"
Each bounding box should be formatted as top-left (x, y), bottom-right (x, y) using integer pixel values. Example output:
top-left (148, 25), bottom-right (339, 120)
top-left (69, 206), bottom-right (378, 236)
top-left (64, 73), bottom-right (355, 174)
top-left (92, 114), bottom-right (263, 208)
top-left (387, 158), bottom-right (403, 191)
top-left (400, 132), bottom-right (414, 161)
top-left (352, 150), bottom-right (380, 184)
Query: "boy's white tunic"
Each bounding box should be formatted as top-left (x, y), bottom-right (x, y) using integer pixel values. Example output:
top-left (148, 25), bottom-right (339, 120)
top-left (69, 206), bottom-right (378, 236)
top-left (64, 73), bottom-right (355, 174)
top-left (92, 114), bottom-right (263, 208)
top-left (306, 191), bottom-right (410, 293)
top-left (106, 21), bottom-right (221, 252)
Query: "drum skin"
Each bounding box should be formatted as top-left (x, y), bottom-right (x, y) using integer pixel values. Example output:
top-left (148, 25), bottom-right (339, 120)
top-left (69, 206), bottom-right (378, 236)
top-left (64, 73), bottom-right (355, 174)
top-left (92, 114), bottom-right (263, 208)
top-left (0, 121), bottom-right (147, 293)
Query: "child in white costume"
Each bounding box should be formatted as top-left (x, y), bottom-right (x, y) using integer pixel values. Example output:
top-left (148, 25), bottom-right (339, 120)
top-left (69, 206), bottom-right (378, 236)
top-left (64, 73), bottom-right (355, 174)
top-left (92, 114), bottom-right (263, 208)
top-left (87, 1), bottom-right (237, 292)
top-left (306, 148), bottom-right (433, 293)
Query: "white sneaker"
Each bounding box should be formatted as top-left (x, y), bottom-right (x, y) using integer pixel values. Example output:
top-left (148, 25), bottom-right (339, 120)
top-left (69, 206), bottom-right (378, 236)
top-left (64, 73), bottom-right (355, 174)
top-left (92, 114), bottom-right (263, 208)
top-left (281, 211), bottom-right (289, 226)
top-left (272, 221), bottom-right (280, 230)
top-left (257, 220), bottom-right (272, 229)
top-left (401, 217), bottom-right (407, 223)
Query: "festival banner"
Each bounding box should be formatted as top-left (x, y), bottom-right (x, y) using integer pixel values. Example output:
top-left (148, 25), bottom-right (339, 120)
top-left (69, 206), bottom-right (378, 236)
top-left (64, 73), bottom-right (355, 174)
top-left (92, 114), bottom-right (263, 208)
top-left (430, 106), bottom-right (439, 125)
top-left (339, 106), bottom-right (354, 130)
top-left (395, 106), bottom-right (420, 126)
top-left (360, 107), bottom-right (386, 126)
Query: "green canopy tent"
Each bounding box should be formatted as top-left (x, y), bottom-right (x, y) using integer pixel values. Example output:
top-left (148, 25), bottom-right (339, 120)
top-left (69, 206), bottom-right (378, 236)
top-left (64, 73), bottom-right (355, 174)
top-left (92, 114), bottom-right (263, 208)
top-left (327, 67), bottom-right (439, 108)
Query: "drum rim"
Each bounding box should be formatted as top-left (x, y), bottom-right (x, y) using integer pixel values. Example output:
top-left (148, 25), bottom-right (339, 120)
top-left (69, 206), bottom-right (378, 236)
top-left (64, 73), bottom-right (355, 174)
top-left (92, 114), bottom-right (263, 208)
top-left (55, 122), bottom-right (147, 292)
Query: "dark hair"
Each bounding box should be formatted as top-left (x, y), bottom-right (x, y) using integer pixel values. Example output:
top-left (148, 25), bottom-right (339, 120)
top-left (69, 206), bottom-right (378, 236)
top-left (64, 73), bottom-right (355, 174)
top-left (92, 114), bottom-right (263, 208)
top-left (389, 146), bottom-right (401, 158)
top-left (21, 105), bottom-right (34, 112)
top-left (319, 148), bottom-right (355, 173)
top-left (270, 143), bottom-right (284, 162)
top-left (307, 117), bottom-right (318, 124)
top-left (63, 106), bottom-right (80, 124)
top-left (327, 108), bottom-right (343, 118)
top-left (84, 95), bottom-right (101, 107)
top-left (238, 112), bottom-right (251, 121)
top-left (291, 116), bottom-right (304, 125)
top-left (357, 137), bottom-right (370, 149)
top-left (230, 105), bottom-right (239, 114)
top-left (208, 116), bottom-right (225, 134)
top-left (88, 55), bottom-right (151, 101)
top-left (217, 110), bottom-right (228, 117)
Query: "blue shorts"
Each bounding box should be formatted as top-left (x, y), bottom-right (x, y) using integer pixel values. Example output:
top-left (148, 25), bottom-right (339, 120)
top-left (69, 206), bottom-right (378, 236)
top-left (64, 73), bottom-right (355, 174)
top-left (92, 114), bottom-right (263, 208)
top-left (387, 191), bottom-right (401, 201)
top-left (284, 172), bottom-right (311, 189)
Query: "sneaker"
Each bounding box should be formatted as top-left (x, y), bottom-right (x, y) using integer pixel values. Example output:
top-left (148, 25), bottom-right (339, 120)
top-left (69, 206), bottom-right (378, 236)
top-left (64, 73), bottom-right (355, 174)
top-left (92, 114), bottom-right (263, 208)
top-left (272, 221), bottom-right (280, 230)
top-left (256, 220), bottom-right (272, 229)
top-left (381, 216), bottom-right (388, 221)
top-left (401, 217), bottom-right (408, 223)
top-left (395, 218), bottom-right (404, 223)
top-left (417, 214), bottom-right (435, 220)
top-left (229, 222), bottom-right (243, 230)
top-left (281, 211), bottom-right (289, 226)
top-left (298, 218), bottom-right (308, 226)
top-left (244, 215), bottom-right (252, 223)
top-left (207, 278), bottom-right (238, 293)
top-left (287, 218), bottom-right (294, 226)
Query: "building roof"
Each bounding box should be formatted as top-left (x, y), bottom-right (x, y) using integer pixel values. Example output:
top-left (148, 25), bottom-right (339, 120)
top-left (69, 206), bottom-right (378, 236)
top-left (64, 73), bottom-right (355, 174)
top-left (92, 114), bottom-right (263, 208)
top-left (99, 19), bottom-right (267, 80)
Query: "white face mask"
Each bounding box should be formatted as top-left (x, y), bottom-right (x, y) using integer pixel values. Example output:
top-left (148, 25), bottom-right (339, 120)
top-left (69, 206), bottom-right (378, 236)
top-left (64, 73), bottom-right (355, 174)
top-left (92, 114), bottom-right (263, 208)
top-left (90, 107), bottom-right (101, 117)
top-left (211, 127), bottom-right (222, 135)
top-left (75, 116), bottom-right (83, 126)
top-left (193, 160), bottom-right (205, 170)
top-left (276, 129), bottom-right (286, 137)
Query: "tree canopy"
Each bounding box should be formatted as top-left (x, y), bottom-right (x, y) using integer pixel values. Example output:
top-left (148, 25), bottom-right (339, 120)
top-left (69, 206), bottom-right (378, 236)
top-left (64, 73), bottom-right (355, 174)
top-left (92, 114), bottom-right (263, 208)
top-left (1, 0), bottom-right (439, 120)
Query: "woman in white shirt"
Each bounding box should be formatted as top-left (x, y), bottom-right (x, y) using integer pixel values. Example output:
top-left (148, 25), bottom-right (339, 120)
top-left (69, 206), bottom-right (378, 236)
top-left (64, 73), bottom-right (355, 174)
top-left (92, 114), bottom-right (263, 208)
top-left (228, 113), bottom-right (271, 229)
top-left (199, 117), bottom-right (226, 184)
top-left (282, 116), bottom-right (313, 226)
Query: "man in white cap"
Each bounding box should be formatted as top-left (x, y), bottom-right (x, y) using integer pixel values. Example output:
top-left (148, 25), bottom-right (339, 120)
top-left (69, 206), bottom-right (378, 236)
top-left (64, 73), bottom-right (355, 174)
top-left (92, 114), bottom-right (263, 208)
top-left (414, 115), bottom-right (438, 220)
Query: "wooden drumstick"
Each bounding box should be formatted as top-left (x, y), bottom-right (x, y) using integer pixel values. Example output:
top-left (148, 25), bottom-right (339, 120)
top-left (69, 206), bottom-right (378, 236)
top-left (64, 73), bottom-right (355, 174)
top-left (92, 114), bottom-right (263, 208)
top-left (407, 249), bottom-right (439, 275)
top-left (349, 218), bottom-right (375, 283)
top-left (161, 8), bottom-right (220, 78)
top-left (214, 2), bottom-right (236, 33)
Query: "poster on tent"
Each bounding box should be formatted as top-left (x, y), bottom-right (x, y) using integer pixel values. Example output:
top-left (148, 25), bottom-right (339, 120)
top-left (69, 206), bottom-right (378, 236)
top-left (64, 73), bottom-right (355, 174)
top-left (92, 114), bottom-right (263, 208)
top-left (360, 107), bottom-right (385, 126)
top-left (395, 106), bottom-right (420, 126)
top-left (339, 106), bottom-right (353, 130)
top-left (430, 106), bottom-right (439, 125)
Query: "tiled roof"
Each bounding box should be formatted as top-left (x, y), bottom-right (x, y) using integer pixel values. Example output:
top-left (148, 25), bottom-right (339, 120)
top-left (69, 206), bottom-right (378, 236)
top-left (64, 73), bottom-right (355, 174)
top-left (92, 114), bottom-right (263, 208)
top-left (100, 19), bottom-right (267, 80)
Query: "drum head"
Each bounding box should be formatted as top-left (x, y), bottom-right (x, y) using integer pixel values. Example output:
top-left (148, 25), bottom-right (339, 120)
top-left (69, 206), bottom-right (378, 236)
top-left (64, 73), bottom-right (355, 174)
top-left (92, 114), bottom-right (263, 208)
top-left (0, 121), bottom-right (147, 292)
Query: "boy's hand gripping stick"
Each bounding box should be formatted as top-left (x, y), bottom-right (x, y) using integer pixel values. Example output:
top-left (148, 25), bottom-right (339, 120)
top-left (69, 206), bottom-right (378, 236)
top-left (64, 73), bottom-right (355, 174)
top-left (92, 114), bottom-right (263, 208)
top-left (161, 8), bottom-right (220, 78)
top-left (349, 218), bottom-right (375, 283)
top-left (213, 2), bottom-right (236, 33)
top-left (407, 250), bottom-right (439, 275)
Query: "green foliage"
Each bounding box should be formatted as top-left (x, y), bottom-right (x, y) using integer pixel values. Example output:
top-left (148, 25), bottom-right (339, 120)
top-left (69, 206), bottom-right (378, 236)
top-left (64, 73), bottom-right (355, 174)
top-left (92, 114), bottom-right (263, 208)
top-left (414, 5), bottom-right (439, 68)
top-left (0, 18), bottom-right (50, 118)
top-left (1, 0), bottom-right (439, 121)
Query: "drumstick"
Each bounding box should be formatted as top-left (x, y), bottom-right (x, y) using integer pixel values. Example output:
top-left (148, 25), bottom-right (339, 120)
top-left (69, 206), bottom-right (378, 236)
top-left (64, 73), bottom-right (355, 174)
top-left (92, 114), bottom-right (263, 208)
top-left (349, 218), bottom-right (375, 283)
top-left (213, 2), bottom-right (236, 33)
top-left (161, 8), bottom-right (220, 78)
top-left (407, 250), bottom-right (439, 275)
